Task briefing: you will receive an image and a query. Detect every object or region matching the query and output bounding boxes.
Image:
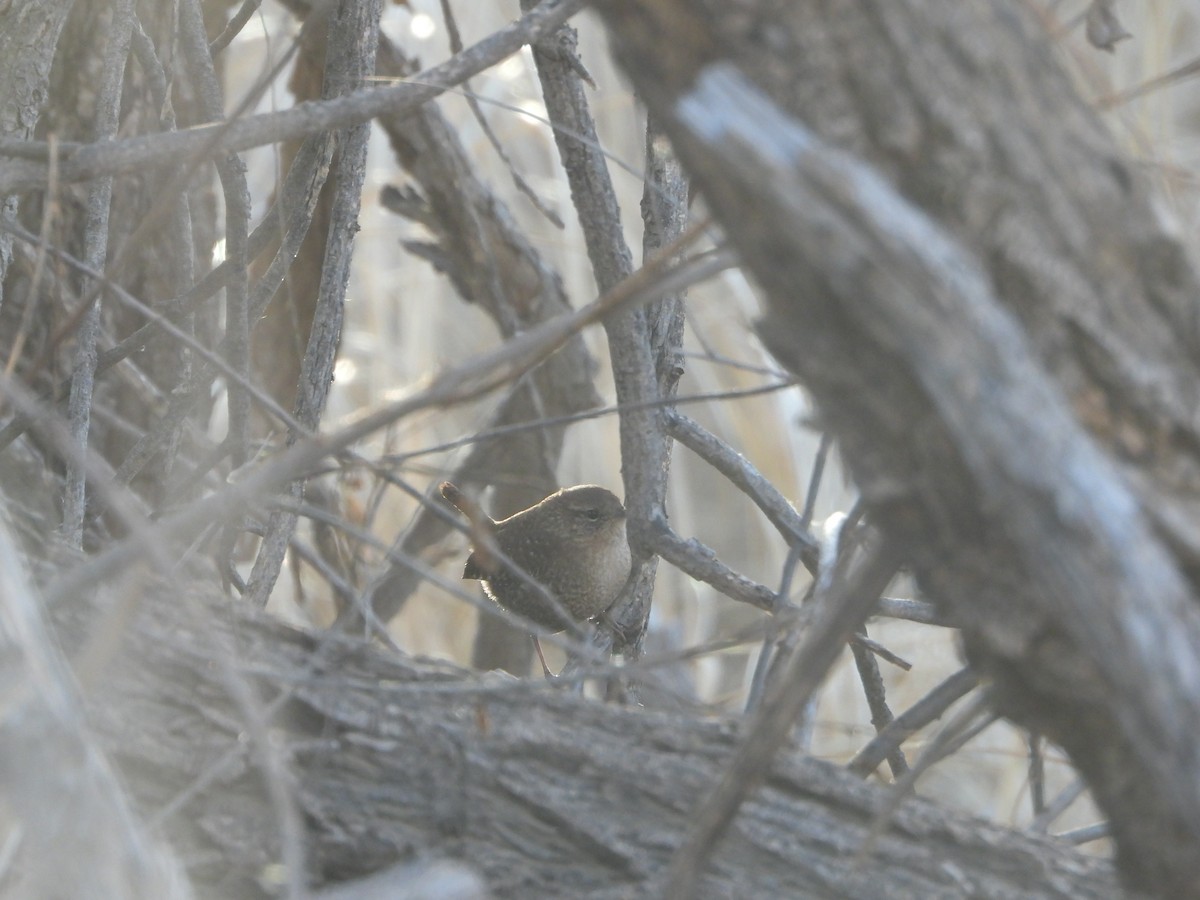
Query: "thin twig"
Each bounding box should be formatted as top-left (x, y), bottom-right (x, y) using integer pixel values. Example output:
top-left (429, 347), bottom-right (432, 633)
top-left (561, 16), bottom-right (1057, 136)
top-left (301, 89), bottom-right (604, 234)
top-left (0, 0), bottom-right (591, 193)
top-left (850, 627), bottom-right (908, 778)
top-left (663, 537), bottom-right (901, 898)
top-left (854, 694), bottom-right (998, 864)
top-left (848, 666), bottom-right (979, 777)
top-left (1029, 777), bottom-right (1088, 833)
top-left (1056, 822), bottom-right (1110, 846)
top-left (646, 515), bottom-right (777, 611)
top-left (520, 0), bottom-right (668, 667)
top-left (1029, 731), bottom-right (1046, 818)
top-left (210, 0), bottom-right (265, 56)
top-left (61, 0), bottom-right (136, 548)
top-left (667, 411), bottom-right (820, 561)
top-left (245, 0), bottom-right (383, 610)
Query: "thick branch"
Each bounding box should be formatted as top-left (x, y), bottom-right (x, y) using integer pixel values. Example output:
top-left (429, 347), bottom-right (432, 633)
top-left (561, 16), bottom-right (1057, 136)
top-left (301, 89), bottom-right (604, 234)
top-left (591, 0), bottom-right (1200, 893)
top-left (77, 582), bottom-right (1126, 899)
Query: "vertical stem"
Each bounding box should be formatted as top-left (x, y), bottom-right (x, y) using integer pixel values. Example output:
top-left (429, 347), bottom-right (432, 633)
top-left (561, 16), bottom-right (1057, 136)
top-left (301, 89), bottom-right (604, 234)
top-left (178, 0), bottom-right (252, 468)
top-left (62, 0), bottom-right (136, 548)
top-left (245, 0), bottom-right (382, 608)
top-left (521, 4), bottom-right (687, 661)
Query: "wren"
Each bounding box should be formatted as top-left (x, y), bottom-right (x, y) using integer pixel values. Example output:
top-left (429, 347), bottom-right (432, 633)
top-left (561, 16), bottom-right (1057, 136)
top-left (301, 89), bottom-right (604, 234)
top-left (440, 482), bottom-right (632, 632)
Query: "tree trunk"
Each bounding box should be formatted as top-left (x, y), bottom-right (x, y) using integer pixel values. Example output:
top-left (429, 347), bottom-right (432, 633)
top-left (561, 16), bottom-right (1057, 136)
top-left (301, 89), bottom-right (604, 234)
top-left (591, 0), bottom-right (1200, 895)
top-left (80, 581), bottom-right (1125, 899)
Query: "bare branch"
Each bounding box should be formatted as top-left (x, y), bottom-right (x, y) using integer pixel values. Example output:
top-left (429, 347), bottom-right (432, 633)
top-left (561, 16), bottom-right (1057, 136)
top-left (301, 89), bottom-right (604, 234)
top-left (0, 0), bottom-right (589, 193)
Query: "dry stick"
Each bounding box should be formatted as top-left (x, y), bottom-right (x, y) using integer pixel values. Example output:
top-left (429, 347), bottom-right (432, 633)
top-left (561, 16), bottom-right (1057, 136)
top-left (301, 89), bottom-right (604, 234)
top-left (646, 515), bottom-right (778, 610)
top-left (667, 411), bottom-right (820, 560)
top-left (663, 537), bottom-right (903, 899)
top-left (848, 666), bottom-right (980, 777)
top-left (1097, 52), bottom-right (1200, 110)
top-left (745, 542), bottom-right (804, 712)
top-left (852, 632), bottom-right (910, 670)
top-left (0, 0), bottom-right (590, 193)
top-left (1029, 777), bottom-right (1088, 833)
top-left (747, 432), bottom-right (830, 710)
top-left (521, 0), bottom-right (670, 664)
top-left (61, 0), bottom-right (135, 548)
top-left (4, 135), bottom-right (60, 378)
top-left (0, 1), bottom-right (74, 297)
top-left (1057, 823), bottom-right (1110, 846)
top-left (606, 109), bottom-right (689, 664)
top-left (245, 0), bottom-right (383, 610)
top-left (209, 0), bottom-right (265, 56)
top-left (1029, 731), bottom-right (1046, 818)
top-left (179, 0), bottom-right (253, 468)
top-left (849, 631), bottom-right (908, 777)
top-left (178, 0), bottom-right (257, 594)
top-left (377, 374), bottom-right (783, 465)
top-left (799, 432), bottom-right (832, 530)
top-left (842, 507), bottom-right (905, 775)
top-left (854, 693), bottom-right (999, 868)
top-left (875, 596), bottom-right (946, 626)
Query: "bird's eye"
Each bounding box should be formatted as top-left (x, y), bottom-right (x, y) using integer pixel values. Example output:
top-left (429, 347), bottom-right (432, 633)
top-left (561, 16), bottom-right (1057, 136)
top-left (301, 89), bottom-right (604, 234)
top-left (581, 507), bottom-right (602, 521)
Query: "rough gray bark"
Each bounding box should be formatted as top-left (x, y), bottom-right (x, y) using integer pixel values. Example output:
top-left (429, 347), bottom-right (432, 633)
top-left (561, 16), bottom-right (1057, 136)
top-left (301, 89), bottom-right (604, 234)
top-left (590, 0), bottom-right (1200, 895)
top-left (75, 580), bottom-right (1126, 899)
top-left (0, 0), bottom-right (74, 302)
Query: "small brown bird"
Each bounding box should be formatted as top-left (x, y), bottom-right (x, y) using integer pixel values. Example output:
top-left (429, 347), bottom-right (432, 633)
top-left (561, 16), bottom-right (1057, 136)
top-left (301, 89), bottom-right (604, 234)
top-left (440, 482), bottom-right (632, 634)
